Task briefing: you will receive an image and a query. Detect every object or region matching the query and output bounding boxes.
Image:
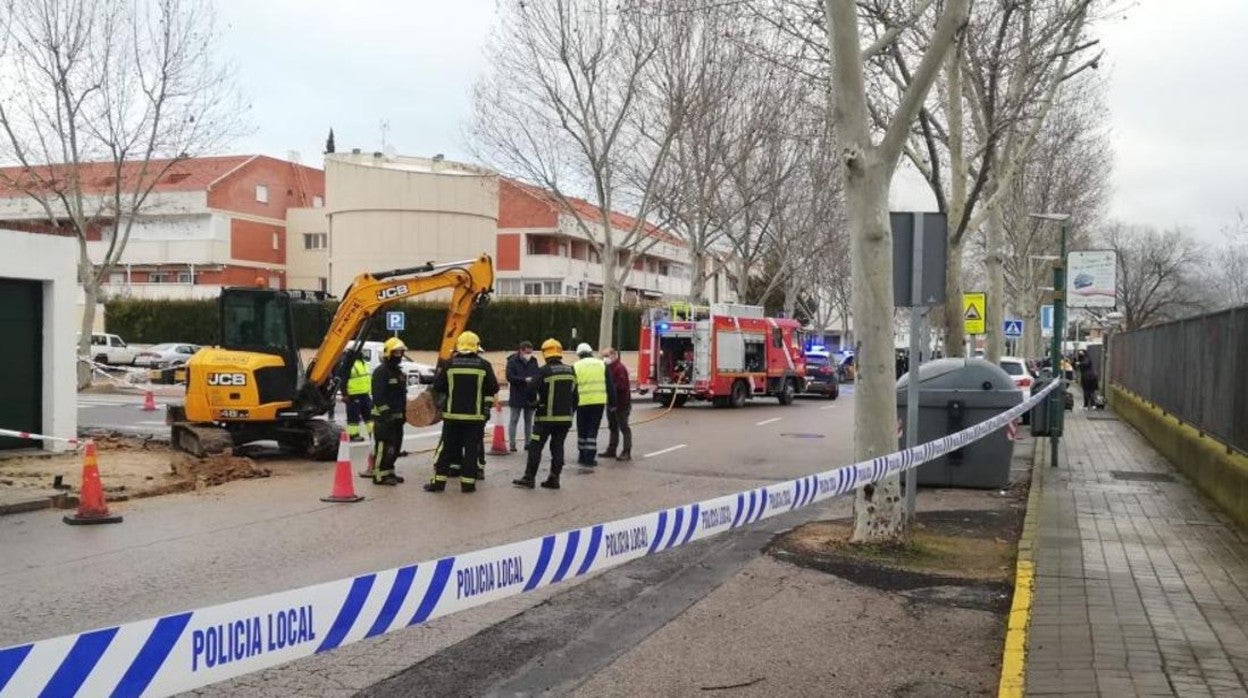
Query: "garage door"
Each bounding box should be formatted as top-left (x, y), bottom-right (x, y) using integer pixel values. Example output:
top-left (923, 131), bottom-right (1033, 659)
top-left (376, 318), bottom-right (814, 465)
top-left (0, 279), bottom-right (43, 450)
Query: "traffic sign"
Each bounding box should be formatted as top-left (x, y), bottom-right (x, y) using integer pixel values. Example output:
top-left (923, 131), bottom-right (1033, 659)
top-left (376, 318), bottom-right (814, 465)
top-left (1003, 319), bottom-right (1024, 338)
top-left (963, 292), bottom-right (986, 335)
top-left (1040, 305), bottom-right (1054, 338)
top-left (386, 311), bottom-right (405, 332)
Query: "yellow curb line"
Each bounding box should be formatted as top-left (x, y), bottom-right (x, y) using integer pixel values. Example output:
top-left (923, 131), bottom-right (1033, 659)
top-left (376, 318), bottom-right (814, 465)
top-left (998, 436), bottom-right (1047, 697)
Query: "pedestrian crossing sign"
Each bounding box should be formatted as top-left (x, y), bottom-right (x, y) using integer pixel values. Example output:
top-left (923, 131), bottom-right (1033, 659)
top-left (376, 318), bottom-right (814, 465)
top-left (1003, 319), bottom-right (1023, 338)
top-left (963, 292), bottom-right (986, 335)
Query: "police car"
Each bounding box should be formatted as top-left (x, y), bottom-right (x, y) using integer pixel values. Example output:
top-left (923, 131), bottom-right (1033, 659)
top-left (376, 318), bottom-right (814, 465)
top-left (802, 348), bottom-right (840, 399)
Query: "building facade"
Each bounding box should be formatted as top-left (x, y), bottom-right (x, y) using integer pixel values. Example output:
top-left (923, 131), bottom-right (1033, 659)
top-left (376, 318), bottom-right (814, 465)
top-left (0, 155), bottom-right (325, 299)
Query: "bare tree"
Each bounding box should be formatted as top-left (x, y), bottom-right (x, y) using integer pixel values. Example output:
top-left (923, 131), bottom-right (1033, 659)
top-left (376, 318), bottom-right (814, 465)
top-left (0, 0), bottom-right (242, 387)
top-left (825, 0), bottom-right (969, 542)
top-left (1105, 223), bottom-right (1206, 330)
top-left (471, 0), bottom-right (689, 348)
top-left (1208, 212), bottom-right (1248, 310)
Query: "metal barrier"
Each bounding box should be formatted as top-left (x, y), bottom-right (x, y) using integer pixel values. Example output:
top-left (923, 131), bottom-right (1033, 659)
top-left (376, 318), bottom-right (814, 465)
top-left (1108, 305), bottom-right (1248, 453)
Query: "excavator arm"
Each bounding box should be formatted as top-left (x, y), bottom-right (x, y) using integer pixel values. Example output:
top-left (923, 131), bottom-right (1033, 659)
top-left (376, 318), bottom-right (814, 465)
top-left (303, 254), bottom-right (495, 393)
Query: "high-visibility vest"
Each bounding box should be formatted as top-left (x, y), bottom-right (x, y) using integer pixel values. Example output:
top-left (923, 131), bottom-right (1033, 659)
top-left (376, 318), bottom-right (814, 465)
top-left (574, 357), bottom-right (608, 406)
top-left (347, 359), bottom-right (371, 396)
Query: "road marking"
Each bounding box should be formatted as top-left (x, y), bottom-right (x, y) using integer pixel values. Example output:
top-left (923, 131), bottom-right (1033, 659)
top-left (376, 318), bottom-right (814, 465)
top-left (755, 417), bottom-right (781, 426)
top-left (643, 444), bottom-right (687, 459)
top-left (819, 404), bottom-right (838, 411)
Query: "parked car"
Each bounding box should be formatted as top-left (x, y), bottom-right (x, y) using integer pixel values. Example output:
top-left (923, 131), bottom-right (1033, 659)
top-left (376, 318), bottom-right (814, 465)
top-left (86, 333), bottom-right (139, 365)
top-left (998, 356), bottom-right (1034, 391)
top-left (356, 341), bottom-right (436, 386)
top-left (134, 343), bottom-right (201, 368)
top-left (803, 350), bottom-right (840, 399)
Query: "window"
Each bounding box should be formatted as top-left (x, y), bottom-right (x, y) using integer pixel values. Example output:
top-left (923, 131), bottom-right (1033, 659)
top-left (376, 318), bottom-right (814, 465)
top-left (318, 277), bottom-right (328, 293)
top-left (658, 262), bottom-right (670, 276)
top-left (110, 336), bottom-right (125, 348)
top-left (269, 276), bottom-right (280, 289)
top-left (523, 281), bottom-right (543, 296)
top-left (312, 195), bottom-right (324, 208)
top-left (543, 281), bottom-right (562, 295)
top-left (108, 272), bottom-right (124, 285)
top-left (771, 328), bottom-right (783, 349)
top-left (149, 272), bottom-right (171, 283)
top-left (255, 184), bottom-right (269, 203)
top-left (272, 232), bottom-right (280, 250)
top-left (177, 271), bottom-right (194, 284)
top-left (566, 285), bottom-right (578, 298)
top-left (303, 232), bottom-right (328, 250)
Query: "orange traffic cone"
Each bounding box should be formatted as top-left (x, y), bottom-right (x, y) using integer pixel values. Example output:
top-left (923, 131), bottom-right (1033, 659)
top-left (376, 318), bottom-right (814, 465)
top-left (63, 440), bottom-right (123, 525)
top-left (489, 401), bottom-right (509, 455)
top-left (141, 390), bottom-right (157, 412)
top-left (322, 431), bottom-right (364, 503)
top-left (357, 431), bottom-right (376, 479)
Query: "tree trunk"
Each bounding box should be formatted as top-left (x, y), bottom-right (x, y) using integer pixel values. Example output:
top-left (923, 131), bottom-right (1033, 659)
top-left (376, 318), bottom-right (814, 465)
top-left (985, 202), bottom-right (1005, 362)
top-left (689, 248), bottom-right (707, 303)
top-left (598, 285), bottom-right (618, 350)
top-left (783, 274), bottom-right (797, 318)
top-left (845, 157), bottom-right (904, 543)
top-left (77, 255), bottom-right (98, 390)
top-left (943, 242), bottom-right (966, 357)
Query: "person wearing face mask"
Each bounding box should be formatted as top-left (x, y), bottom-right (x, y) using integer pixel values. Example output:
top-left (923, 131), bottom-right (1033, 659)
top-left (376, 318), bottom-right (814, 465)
top-left (426, 331), bottom-right (499, 493)
top-left (505, 340), bottom-right (540, 452)
top-left (599, 347), bottom-right (632, 461)
top-left (370, 337), bottom-right (410, 486)
top-left (572, 343), bottom-right (614, 467)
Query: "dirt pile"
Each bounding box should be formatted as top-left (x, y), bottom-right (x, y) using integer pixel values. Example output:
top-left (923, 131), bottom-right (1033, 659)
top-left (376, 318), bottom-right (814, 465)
top-left (170, 452), bottom-right (271, 488)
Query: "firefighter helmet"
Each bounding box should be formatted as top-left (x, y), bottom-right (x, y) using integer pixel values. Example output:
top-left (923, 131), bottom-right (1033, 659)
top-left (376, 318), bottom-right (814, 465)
top-left (456, 331), bottom-right (482, 353)
top-left (383, 337), bottom-right (407, 356)
top-left (576, 342), bottom-right (593, 357)
top-left (541, 338), bottom-right (563, 359)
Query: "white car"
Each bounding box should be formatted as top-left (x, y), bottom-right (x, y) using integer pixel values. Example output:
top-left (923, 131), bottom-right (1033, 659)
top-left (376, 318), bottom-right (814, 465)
top-left (356, 341), bottom-right (436, 386)
top-left (86, 333), bottom-right (139, 365)
top-left (999, 356), bottom-right (1034, 391)
top-left (134, 343), bottom-right (201, 368)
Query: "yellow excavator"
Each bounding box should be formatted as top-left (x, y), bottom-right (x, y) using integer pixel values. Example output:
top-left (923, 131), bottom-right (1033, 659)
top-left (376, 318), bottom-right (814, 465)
top-left (168, 255), bottom-right (495, 459)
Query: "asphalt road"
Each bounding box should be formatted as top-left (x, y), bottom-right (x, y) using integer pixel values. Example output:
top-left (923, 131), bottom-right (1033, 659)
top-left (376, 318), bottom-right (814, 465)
top-left (27, 387), bottom-right (857, 694)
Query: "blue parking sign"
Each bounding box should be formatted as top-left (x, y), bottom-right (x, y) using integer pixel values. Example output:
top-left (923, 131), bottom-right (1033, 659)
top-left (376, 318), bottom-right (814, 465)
top-left (1040, 305), bottom-right (1054, 337)
top-left (386, 311), bottom-right (405, 332)
top-left (1003, 319), bottom-right (1023, 338)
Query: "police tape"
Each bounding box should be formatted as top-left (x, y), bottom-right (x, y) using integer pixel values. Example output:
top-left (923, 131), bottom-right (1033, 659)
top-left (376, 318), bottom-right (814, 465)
top-left (0, 381), bottom-right (1060, 697)
top-left (0, 428), bottom-right (79, 446)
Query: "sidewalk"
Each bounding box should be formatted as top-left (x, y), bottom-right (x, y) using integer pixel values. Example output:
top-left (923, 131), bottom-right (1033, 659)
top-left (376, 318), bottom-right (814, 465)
top-left (1025, 406), bottom-right (1248, 696)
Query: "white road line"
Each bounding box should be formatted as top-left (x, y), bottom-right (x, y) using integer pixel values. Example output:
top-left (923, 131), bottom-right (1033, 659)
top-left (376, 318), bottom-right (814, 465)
top-left (643, 444), bottom-right (687, 459)
top-left (755, 417), bottom-right (781, 426)
top-left (819, 404), bottom-right (838, 411)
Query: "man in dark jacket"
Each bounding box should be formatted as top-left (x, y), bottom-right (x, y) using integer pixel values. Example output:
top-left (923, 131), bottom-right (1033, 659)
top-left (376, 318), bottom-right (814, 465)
top-left (1077, 350), bottom-right (1099, 408)
top-left (426, 331), bottom-right (499, 494)
top-left (505, 341), bottom-right (540, 452)
top-left (599, 347), bottom-right (632, 461)
top-left (513, 339), bottom-right (577, 490)
top-left (370, 337), bottom-right (409, 486)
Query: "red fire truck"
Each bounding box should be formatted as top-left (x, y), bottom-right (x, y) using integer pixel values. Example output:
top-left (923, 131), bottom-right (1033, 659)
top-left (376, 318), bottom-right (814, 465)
top-left (637, 303), bottom-right (807, 407)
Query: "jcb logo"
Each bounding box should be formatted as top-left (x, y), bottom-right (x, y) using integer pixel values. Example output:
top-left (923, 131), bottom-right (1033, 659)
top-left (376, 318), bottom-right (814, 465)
top-left (207, 373), bottom-right (248, 386)
top-left (376, 284), bottom-right (408, 301)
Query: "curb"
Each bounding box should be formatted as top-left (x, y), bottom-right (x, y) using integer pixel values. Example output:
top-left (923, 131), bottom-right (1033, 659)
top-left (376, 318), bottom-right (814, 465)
top-left (997, 435), bottom-right (1048, 697)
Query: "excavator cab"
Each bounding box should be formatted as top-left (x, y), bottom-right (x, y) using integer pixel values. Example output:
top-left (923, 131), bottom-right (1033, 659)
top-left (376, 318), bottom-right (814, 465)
top-left (219, 287), bottom-right (302, 399)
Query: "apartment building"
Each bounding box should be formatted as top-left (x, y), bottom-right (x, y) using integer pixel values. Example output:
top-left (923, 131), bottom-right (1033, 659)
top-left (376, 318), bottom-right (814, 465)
top-left (0, 155), bottom-right (324, 299)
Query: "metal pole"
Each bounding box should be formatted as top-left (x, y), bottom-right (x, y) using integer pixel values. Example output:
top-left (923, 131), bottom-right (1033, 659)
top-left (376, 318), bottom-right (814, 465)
top-left (905, 213), bottom-right (923, 518)
top-left (1049, 219), bottom-right (1068, 468)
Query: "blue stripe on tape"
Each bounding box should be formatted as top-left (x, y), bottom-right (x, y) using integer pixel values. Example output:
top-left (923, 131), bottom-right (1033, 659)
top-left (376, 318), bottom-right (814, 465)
top-left (664, 508), bottom-right (684, 550)
top-left (753, 488), bottom-right (768, 523)
top-left (111, 612), bottom-right (192, 697)
top-left (523, 536), bottom-right (557, 592)
top-left (39, 626), bottom-right (118, 698)
top-left (0, 644), bottom-right (32, 693)
top-left (730, 493), bottom-right (746, 528)
top-left (551, 530), bottom-right (581, 584)
top-left (409, 557), bottom-right (455, 625)
top-left (365, 565), bottom-right (417, 639)
top-left (575, 525), bottom-right (603, 577)
top-left (317, 574), bottom-right (377, 653)
top-left (647, 511), bottom-right (669, 555)
top-left (742, 490), bottom-right (757, 525)
top-left (804, 476), bottom-right (816, 506)
top-left (682, 504), bottom-right (700, 545)
top-left (791, 478), bottom-right (804, 510)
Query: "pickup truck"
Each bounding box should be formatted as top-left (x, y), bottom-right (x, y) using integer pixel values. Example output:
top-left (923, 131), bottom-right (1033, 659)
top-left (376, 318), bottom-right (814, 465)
top-left (86, 333), bottom-right (140, 365)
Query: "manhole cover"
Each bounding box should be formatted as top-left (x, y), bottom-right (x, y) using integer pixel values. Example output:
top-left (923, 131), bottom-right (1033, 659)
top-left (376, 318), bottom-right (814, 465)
top-left (781, 433), bottom-right (825, 439)
top-left (1110, 470), bottom-right (1174, 482)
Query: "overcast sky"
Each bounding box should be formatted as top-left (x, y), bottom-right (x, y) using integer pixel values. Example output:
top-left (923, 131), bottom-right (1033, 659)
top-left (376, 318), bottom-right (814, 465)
top-left (222, 0), bottom-right (1247, 244)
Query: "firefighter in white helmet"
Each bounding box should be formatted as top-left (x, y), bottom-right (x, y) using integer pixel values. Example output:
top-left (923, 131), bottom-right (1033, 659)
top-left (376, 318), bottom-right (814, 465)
top-left (572, 342), bottom-right (614, 466)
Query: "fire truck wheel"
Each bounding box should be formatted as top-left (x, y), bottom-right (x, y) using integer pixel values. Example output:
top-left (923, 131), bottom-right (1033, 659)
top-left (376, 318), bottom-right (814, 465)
top-left (672, 394), bottom-right (689, 408)
top-left (778, 379), bottom-right (796, 405)
top-left (730, 380), bottom-right (748, 408)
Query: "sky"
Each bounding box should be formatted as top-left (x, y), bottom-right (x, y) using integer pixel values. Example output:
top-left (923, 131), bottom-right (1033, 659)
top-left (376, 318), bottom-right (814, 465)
top-left (220, 0), bottom-right (1247, 244)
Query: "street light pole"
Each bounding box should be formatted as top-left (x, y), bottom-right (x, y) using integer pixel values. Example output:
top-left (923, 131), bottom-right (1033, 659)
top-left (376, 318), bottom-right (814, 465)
top-left (1031, 214), bottom-right (1070, 469)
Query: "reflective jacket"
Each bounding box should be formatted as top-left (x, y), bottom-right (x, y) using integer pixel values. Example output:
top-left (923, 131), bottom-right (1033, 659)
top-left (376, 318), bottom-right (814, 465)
top-left (434, 352), bottom-right (500, 422)
top-left (347, 359), bottom-right (371, 396)
top-left (573, 356), bottom-right (610, 407)
top-left (532, 359), bottom-right (577, 423)
top-left (371, 362), bottom-right (406, 420)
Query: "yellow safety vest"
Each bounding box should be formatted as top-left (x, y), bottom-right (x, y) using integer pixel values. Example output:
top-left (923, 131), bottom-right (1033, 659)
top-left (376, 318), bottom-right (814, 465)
top-left (574, 357), bottom-right (608, 406)
top-left (347, 359), bottom-right (371, 396)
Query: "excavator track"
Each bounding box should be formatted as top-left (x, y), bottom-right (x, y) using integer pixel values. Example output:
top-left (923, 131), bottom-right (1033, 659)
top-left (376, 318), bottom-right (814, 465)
top-left (170, 423), bottom-right (236, 458)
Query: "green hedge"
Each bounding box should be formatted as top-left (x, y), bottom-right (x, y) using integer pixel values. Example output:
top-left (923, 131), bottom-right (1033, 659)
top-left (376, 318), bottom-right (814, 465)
top-left (104, 298), bottom-right (641, 351)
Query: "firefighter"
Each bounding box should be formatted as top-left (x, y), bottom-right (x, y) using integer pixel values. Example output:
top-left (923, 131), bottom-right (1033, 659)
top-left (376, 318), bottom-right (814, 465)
top-left (342, 349), bottom-right (373, 442)
top-left (426, 331), bottom-right (499, 493)
top-left (513, 338), bottom-right (577, 489)
top-left (370, 337), bottom-right (408, 486)
top-left (573, 343), bottom-right (613, 466)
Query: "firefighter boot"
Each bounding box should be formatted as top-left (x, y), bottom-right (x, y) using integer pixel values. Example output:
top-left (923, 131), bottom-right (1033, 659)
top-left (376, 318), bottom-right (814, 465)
top-left (617, 451), bottom-right (631, 462)
top-left (461, 477), bottom-right (476, 494)
top-left (423, 476), bottom-right (446, 493)
top-left (540, 477), bottom-right (561, 490)
top-left (512, 476), bottom-right (535, 489)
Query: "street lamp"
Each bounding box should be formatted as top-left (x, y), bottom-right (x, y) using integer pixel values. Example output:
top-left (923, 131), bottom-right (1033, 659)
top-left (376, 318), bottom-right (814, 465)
top-left (1029, 213), bottom-right (1070, 468)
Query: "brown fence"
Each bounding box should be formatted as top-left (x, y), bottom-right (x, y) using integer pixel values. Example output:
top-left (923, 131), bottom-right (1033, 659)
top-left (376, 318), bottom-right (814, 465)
top-left (1108, 306), bottom-right (1248, 454)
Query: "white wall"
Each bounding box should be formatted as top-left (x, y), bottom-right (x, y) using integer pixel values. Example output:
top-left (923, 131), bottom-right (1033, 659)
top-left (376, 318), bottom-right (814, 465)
top-left (0, 229), bottom-right (78, 452)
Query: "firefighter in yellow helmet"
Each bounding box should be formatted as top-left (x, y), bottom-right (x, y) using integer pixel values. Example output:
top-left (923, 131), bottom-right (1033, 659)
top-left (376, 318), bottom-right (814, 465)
top-left (426, 331), bottom-right (499, 493)
top-left (370, 337), bottom-right (409, 485)
top-left (513, 338), bottom-right (577, 489)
